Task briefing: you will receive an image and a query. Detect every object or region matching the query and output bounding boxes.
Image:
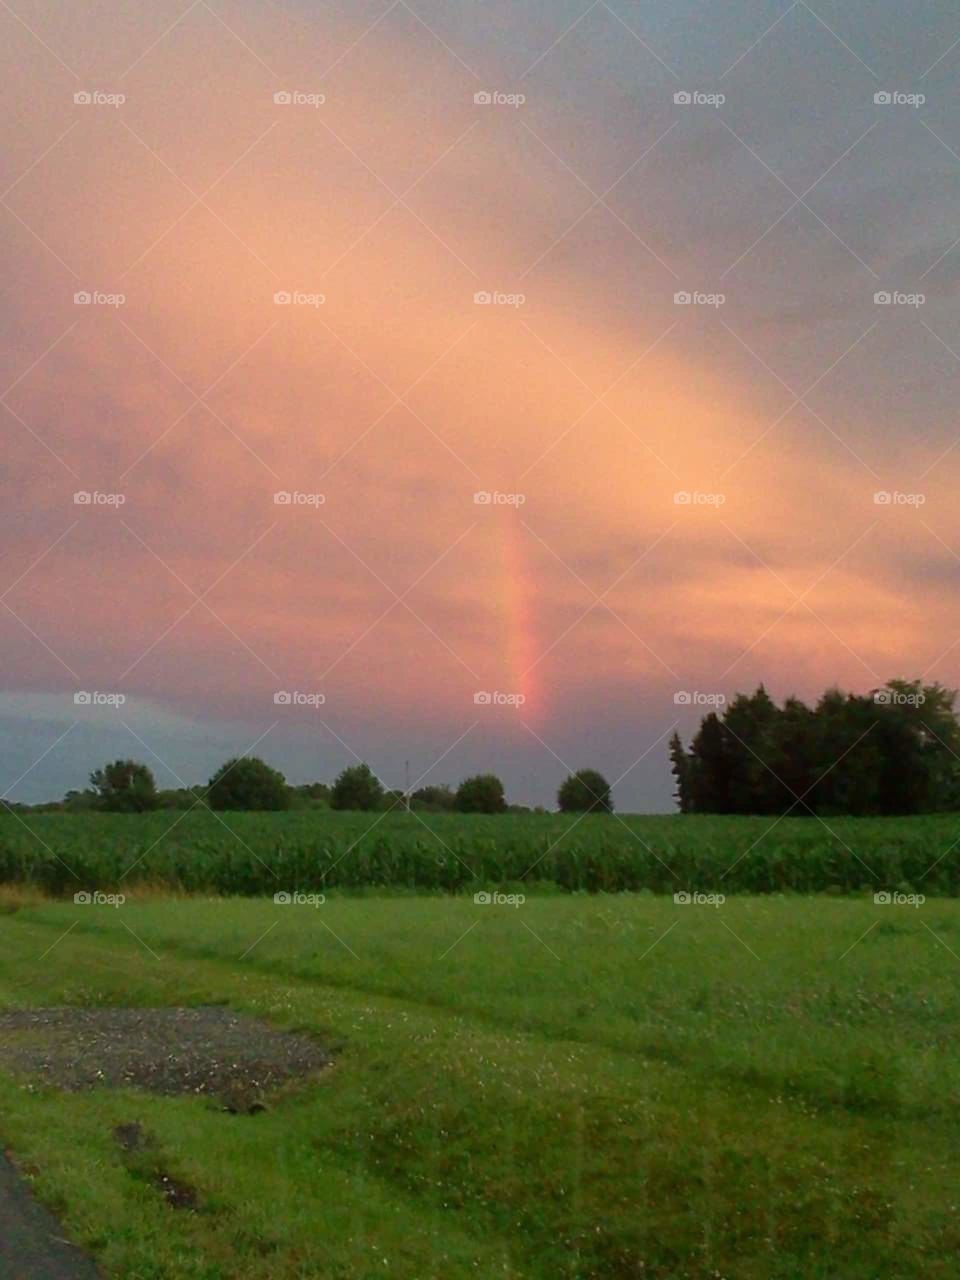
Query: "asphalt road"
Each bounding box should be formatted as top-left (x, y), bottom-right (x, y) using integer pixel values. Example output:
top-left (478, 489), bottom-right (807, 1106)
top-left (0, 1153), bottom-right (99, 1279)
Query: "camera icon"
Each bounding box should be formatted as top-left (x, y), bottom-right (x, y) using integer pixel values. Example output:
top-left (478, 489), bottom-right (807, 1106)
top-left (473, 491), bottom-right (492, 504)
top-left (674, 291), bottom-right (692, 304)
top-left (274, 291), bottom-right (292, 305)
top-left (274, 691), bottom-right (292, 705)
top-left (873, 491), bottom-right (892, 504)
top-left (874, 291), bottom-right (892, 305)
top-left (474, 891), bottom-right (492, 904)
top-left (273, 91), bottom-right (293, 105)
top-left (274, 491), bottom-right (292, 504)
top-left (673, 691), bottom-right (691, 705)
top-left (73, 491), bottom-right (92, 504)
top-left (874, 92), bottom-right (892, 105)
top-left (74, 290), bottom-right (92, 305)
top-left (73, 91), bottom-right (92, 105)
top-left (673, 891), bottom-right (691, 904)
top-left (474, 91), bottom-right (492, 105)
top-left (74, 691), bottom-right (92, 705)
top-left (473, 691), bottom-right (492, 705)
top-left (874, 891), bottom-right (892, 905)
top-left (873, 690), bottom-right (891, 704)
top-left (673, 91), bottom-right (692, 105)
top-left (673, 491), bottom-right (692, 504)
top-left (474, 291), bottom-right (492, 305)
top-left (74, 891), bottom-right (92, 904)
top-left (273, 891), bottom-right (292, 904)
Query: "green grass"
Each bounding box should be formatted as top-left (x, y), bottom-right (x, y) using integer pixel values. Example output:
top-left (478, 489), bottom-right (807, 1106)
top-left (0, 893), bottom-right (957, 1277)
top-left (2, 808), bottom-right (958, 895)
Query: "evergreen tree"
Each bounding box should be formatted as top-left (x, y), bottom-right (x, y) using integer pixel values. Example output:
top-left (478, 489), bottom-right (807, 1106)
top-left (673, 681), bottom-right (960, 817)
top-left (689, 713), bottom-right (731, 813)
top-left (668, 732), bottom-right (691, 813)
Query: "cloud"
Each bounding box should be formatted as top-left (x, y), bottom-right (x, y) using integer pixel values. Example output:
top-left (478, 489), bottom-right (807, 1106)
top-left (1, 0), bottom-right (959, 807)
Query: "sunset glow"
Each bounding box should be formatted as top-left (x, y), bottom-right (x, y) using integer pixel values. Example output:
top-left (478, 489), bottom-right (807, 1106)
top-left (2, 0), bottom-right (958, 806)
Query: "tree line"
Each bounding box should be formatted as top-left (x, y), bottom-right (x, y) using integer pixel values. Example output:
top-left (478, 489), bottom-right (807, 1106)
top-left (670, 680), bottom-right (960, 816)
top-left (4, 760), bottom-right (615, 816)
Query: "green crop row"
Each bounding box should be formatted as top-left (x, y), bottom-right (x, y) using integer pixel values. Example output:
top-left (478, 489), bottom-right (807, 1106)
top-left (1, 809), bottom-right (959, 896)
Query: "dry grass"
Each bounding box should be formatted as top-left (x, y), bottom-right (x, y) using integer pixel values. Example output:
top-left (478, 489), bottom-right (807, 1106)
top-left (0, 885), bottom-right (49, 913)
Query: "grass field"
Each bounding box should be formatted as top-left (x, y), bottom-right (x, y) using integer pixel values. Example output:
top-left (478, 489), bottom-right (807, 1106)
top-left (2, 808), bottom-right (959, 895)
top-left (0, 891), bottom-right (957, 1277)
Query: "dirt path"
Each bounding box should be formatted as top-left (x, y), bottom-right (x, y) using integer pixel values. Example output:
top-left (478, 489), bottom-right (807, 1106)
top-left (0, 1153), bottom-right (100, 1279)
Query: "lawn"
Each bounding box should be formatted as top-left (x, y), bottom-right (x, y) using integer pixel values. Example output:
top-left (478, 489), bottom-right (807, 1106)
top-left (0, 891), bottom-right (957, 1277)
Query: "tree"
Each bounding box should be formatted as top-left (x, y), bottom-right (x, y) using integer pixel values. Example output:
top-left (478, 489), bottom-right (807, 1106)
top-left (456, 773), bottom-right (506, 814)
top-left (557, 768), bottom-right (613, 813)
top-left (675, 680), bottom-right (960, 817)
top-left (411, 784), bottom-right (456, 812)
top-left (717, 686), bottom-right (780, 814)
top-left (89, 760), bottom-right (159, 812)
top-left (688, 713), bottom-right (732, 813)
top-left (63, 787), bottom-right (98, 813)
top-left (288, 782), bottom-right (331, 809)
top-left (668, 734), bottom-right (691, 813)
top-left (331, 763), bottom-right (383, 811)
top-left (757, 696), bottom-right (817, 813)
top-left (912, 682), bottom-right (960, 810)
top-left (156, 787), bottom-right (204, 810)
top-left (810, 688), bottom-right (882, 816)
top-left (207, 757), bottom-right (289, 811)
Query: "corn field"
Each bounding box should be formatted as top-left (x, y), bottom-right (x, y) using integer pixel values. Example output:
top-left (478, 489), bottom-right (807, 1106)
top-left (1, 809), bottom-right (957, 896)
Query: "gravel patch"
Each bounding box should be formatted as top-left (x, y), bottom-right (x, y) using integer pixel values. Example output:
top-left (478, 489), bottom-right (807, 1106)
top-left (0, 1007), bottom-right (332, 1110)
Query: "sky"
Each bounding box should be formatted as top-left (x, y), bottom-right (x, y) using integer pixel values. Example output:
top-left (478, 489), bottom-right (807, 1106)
top-left (1, 0), bottom-right (959, 808)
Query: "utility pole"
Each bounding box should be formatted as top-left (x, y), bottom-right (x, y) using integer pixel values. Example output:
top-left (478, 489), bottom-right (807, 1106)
top-left (404, 760), bottom-right (411, 812)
